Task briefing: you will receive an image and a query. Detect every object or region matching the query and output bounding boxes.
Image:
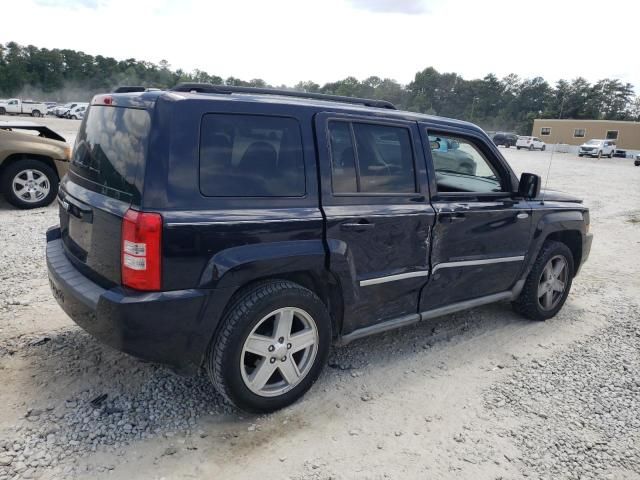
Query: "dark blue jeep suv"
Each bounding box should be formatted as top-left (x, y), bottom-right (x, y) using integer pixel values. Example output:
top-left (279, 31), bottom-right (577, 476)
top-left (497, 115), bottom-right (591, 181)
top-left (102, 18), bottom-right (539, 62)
top-left (46, 84), bottom-right (592, 412)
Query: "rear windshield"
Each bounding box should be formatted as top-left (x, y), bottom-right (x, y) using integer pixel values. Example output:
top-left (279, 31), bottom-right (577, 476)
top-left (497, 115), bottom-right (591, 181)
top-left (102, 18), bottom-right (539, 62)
top-left (199, 114), bottom-right (305, 197)
top-left (71, 106), bottom-right (150, 202)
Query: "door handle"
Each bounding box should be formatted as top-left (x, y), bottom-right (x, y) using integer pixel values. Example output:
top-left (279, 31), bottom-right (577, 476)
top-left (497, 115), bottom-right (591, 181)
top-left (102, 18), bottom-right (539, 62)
top-left (341, 220), bottom-right (375, 231)
top-left (440, 213), bottom-right (466, 223)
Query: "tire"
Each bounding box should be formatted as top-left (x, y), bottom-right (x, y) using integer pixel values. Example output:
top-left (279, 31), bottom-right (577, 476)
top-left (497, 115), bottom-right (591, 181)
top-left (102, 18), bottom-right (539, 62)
top-left (0, 107), bottom-right (5, 115)
top-left (71, 115), bottom-right (78, 120)
top-left (529, 145), bottom-right (534, 151)
top-left (608, 151), bottom-right (613, 158)
top-left (512, 240), bottom-right (574, 321)
top-left (0, 159), bottom-right (59, 209)
top-left (542, 145), bottom-right (546, 151)
top-left (635, 159), bottom-right (640, 166)
top-left (31, 110), bottom-right (41, 118)
top-left (578, 154), bottom-right (583, 157)
top-left (517, 147), bottom-right (521, 150)
top-left (206, 280), bottom-right (332, 413)
top-left (597, 150), bottom-right (602, 159)
top-left (505, 144), bottom-right (510, 148)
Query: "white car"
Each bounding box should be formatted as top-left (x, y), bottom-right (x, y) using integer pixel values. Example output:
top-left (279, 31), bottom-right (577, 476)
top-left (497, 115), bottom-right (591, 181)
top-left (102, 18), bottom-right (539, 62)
top-left (516, 136), bottom-right (546, 151)
top-left (55, 103), bottom-right (79, 118)
top-left (66, 104), bottom-right (88, 120)
top-left (578, 139), bottom-right (616, 158)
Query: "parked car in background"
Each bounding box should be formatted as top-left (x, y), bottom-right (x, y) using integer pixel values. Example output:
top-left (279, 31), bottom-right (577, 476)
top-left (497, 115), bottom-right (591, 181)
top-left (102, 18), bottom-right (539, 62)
top-left (634, 153), bottom-right (640, 166)
top-left (429, 135), bottom-right (477, 175)
top-left (0, 121), bottom-right (71, 208)
top-left (54, 103), bottom-right (79, 118)
top-left (46, 84), bottom-right (592, 413)
top-left (0, 99), bottom-right (47, 117)
top-left (516, 136), bottom-right (546, 151)
top-left (578, 139), bottom-right (616, 158)
top-left (493, 132), bottom-right (519, 148)
top-left (46, 104), bottom-right (58, 115)
top-left (65, 104), bottom-right (88, 119)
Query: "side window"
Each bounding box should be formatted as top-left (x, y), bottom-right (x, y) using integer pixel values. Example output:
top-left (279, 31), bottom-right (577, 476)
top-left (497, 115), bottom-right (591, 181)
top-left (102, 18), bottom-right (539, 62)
top-left (427, 132), bottom-right (503, 194)
top-left (199, 114), bottom-right (305, 197)
top-left (329, 121), bottom-right (357, 193)
top-left (328, 121), bottom-right (416, 194)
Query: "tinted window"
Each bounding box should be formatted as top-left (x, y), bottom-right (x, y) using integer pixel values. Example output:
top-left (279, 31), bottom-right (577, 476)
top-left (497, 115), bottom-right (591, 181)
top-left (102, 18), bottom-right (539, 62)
top-left (71, 106), bottom-right (150, 202)
top-left (428, 132), bottom-right (503, 193)
top-left (199, 114), bottom-right (305, 197)
top-left (328, 121), bottom-right (416, 194)
top-left (329, 121), bottom-right (357, 193)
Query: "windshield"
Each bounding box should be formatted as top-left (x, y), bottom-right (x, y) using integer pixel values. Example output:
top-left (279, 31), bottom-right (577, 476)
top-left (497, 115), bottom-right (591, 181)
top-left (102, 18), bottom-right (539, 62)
top-left (586, 140), bottom-right (602, 145)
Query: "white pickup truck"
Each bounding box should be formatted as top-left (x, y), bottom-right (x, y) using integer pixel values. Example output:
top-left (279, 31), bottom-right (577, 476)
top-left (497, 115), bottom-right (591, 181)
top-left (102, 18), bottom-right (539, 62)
top-left (0, 99), bottom-right (47, 118)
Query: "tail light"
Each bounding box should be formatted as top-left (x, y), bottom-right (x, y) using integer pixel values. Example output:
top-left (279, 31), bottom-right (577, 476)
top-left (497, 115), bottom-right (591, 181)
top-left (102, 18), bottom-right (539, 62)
top-left (121, 209), bottom-right (162, 290)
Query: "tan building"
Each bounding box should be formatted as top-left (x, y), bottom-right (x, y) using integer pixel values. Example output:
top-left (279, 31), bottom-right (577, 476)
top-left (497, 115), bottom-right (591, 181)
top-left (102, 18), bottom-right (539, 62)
top-left (531, 119), bottom-right (640, 150)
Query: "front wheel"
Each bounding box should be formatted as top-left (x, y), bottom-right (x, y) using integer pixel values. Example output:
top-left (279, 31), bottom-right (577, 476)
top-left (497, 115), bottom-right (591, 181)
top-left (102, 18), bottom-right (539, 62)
top-left (512, 240), bottom-right (574, 321)
top-left (207, 280), bottom-right (331, 413)
top-left (31, 110), bottom-right (42, 118)
top-left (517, 147), bottom-right (521, 150)
top-left (597, 150), bottom-right (602, 159)
top-left (1, 160), bottom-right (59, 209)
top-left (529, 145), bottom-right (534, 151)
top-left (542, 145), bottom-right (546, 151)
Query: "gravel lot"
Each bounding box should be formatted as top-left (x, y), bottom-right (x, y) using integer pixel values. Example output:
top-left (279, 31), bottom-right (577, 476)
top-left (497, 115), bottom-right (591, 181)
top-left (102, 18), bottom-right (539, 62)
top-left (0, 116), bottom-right (639, 479)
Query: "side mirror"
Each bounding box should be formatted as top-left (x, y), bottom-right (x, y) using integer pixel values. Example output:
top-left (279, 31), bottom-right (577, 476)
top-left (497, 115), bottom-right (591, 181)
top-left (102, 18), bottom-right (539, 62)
top-left (518, 172), bottom-right (541, 199)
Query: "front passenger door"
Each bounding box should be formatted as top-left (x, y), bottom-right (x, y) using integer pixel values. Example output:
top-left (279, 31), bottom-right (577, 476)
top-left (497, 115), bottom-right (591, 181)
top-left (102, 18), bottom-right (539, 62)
top-left (420, 126), bottom-right (532, 311)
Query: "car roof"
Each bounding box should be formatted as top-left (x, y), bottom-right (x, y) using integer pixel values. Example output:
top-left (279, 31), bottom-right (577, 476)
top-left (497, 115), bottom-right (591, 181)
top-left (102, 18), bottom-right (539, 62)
top-left (102, 89), bottom-right (487, 136)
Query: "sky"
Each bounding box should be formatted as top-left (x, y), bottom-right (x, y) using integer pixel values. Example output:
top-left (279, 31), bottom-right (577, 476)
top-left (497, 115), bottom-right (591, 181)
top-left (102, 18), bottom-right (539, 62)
top-left (3, 0), bottom-right (640, 90)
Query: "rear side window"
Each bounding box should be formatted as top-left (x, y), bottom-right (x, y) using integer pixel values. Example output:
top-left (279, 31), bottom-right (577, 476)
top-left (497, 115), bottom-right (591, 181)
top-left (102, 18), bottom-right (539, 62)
top-left (328, 121), bottom-right (416, 194)
top-left (199, 114), bottom-right (305, 197)
top-left (71, 106), bottom-right (150, 202)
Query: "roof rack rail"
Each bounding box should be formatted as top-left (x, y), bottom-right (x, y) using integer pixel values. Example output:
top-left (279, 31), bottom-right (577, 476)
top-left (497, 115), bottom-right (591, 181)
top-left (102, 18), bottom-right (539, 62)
top-left (170, 83), bottom-right (397, 110)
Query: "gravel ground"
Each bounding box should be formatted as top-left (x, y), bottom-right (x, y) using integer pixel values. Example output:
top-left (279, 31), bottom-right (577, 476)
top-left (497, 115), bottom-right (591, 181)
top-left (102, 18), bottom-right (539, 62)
top-left (0, 117), bottom-right (639, 479)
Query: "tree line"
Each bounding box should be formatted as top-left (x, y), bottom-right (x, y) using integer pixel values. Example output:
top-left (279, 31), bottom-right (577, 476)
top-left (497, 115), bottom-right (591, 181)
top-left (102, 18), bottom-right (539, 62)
top-left (1, 41), bottom-right (638, 134)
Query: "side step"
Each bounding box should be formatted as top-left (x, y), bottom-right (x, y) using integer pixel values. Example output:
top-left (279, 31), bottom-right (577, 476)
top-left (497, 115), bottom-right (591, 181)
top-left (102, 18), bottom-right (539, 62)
top-left (337, 291), bottom-right (513, 346)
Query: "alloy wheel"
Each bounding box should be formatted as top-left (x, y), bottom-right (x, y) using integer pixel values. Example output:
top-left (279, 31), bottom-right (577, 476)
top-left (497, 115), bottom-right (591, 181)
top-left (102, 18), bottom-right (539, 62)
top-left (537, 255), bottom-right (568, 310)
top-left (11, 169), bottom-right (50, 204)
top-left (240, 307), bottom-right (319, 397)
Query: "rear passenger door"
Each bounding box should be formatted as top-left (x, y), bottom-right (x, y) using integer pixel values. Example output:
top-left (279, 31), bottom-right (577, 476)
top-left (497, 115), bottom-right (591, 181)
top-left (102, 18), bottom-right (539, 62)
top-left (315, 113), bottom-right (435, 335)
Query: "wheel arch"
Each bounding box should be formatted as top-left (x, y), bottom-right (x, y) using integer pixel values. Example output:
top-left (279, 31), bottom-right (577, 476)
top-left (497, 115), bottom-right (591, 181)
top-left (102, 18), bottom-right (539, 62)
top-left (0, 153), bottom-right (60, 180)
top-left (544, 230), bottom-right (582, 276)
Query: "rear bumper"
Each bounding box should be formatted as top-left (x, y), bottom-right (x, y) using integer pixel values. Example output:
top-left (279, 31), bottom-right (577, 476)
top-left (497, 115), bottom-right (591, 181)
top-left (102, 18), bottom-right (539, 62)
top-left (46, 227), bottom-right (229, 374)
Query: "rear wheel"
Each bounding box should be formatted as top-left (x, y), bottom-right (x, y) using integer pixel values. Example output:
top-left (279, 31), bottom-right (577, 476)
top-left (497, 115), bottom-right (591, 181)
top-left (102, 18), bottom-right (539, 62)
top-left (512, 240), bottom-right (574, 321)
top-left (1, 159), bottom-right (59, 209)
top-left (542, 145), bottom-right (546, 151)
top-left (206, 280), bottom-right (331, 413)
top-left (0, 107), bottom-right (6, 115)
top-left (529, 145), bottom-right (534, 151)
top-left (31, 110), bottom-right (42, 118)
top-left (597, 150), bottom-right (602, 159)
top-left (517, 147), bottom-right (521, 150)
